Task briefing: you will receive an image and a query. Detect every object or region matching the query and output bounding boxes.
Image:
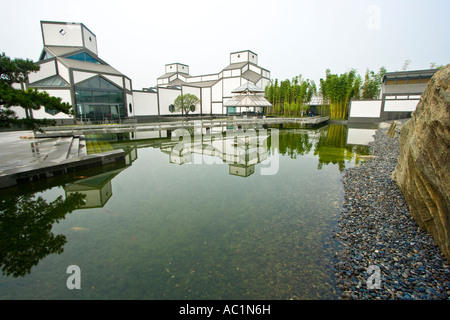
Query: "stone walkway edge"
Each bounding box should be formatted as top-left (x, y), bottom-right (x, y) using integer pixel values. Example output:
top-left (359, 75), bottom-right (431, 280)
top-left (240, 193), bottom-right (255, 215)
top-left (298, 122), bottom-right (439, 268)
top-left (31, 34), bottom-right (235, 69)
top-left (0, 149), bottom-right (126, 189)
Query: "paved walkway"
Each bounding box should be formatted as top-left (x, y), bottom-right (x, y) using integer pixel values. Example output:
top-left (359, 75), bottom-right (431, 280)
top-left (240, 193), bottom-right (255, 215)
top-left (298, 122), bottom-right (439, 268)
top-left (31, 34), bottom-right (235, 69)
top-left (0, 130), bottom-right (125, 189)
top-left (0, 131), bottom-right (72, 173)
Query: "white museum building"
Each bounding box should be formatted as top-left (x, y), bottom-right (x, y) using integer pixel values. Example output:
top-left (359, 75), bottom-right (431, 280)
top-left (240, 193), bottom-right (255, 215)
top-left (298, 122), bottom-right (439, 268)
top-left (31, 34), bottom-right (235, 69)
top-left (20, 21), bottom-right (272, 124)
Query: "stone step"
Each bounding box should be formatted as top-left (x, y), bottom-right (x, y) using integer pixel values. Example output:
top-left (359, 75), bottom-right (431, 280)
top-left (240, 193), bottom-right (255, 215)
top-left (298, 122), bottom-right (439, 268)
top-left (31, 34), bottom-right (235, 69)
top-left (43, 137), bottom-right (74, 163)
top-left (78, 135), bottom-right (87, 157)
top-left (67, 137), bottom-right (79, 159)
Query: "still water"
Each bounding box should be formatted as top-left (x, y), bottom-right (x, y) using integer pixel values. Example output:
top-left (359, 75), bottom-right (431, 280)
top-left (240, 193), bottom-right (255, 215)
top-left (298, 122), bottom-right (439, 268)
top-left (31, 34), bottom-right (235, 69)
top-left (0, 124), bottom-right (375, 299)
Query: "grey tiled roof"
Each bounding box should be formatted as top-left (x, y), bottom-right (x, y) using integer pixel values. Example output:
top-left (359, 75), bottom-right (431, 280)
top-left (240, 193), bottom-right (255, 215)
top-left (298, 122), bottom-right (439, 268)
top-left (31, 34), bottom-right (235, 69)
top-left (58, 57), bottom-right (125, 76)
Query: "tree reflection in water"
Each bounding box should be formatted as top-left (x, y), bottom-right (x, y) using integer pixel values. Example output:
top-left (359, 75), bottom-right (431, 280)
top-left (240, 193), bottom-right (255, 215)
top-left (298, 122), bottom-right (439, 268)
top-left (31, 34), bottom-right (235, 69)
top-left (315, 124), bottom-right (372, 172)
top-left (0, 192), bottom-right (85, 277)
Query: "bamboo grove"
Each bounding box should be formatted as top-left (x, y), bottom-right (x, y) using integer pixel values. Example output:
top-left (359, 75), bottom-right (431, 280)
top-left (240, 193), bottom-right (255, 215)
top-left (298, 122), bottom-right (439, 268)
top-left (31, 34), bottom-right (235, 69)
top-left (264, 76), bottom-right (317, 117)
top-left (319, 69), bottom-right (361, 120)
top-left (265, 67), bottom-right (386, 120)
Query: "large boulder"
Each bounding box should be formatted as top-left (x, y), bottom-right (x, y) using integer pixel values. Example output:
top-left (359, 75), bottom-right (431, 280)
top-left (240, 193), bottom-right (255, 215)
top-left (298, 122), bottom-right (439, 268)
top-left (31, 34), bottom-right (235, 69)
top-left (392, 65), bottom-right (450, 262)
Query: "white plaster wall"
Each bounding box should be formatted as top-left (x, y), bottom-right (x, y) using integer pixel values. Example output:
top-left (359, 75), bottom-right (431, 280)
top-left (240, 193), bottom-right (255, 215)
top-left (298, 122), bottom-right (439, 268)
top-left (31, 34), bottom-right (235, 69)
top-left (202, 74), bottom-right (219, 82)
top-left (230, 51), bottom-right (249, 64)
top-left (159, 87), bottom-right (182, 115)
top-left (182, 86), bottom-right (200, 97)
top-left (82, 26), bottom-right (98, 54)
top-left (169, 74), bottom-right (178, 82)
top-left (249, 52), bottom-right (258, 65)
top-left (42, 23), bottom-right (83, 47)
top-left (201, 87), bottom-right (211, 114)
top-left (103, 74), bottom-right (124, 89)
top-left (28, 60), bottom-right (57, 83)
top-left (212, 80), bottom-right (223, 102)
top-left (42, 89), bottom-right (72, 103)
top-left (212, 102), bottom-right (222, 115)
top-left (5, 106), bottom-right (27, 119)
top-left (384, 99), bottom-right (419, 112)
top-left (73, 71), bottom-right (97, 84)
top-left (178, 74), bottom-right (187, 83)
top-left (257, 78), bottom-right (271, 91)
top-left (125, 78), bottom-right (132, 91)
top-left (32, 89), bottom-right (73, 119)
top-left (187, 76), bottom-right (202, 83)
top-left (249, 64), bottom-right (261, 75)
top-left (57, 61), bottom-right (71, 83)
top-left (165, 64), bottom-right (175, 74)
top-left (231, 69), bottom-right (241, 77)
top-left (223, 70), bottom-right (232, 78)
top-left (223, 77), bottom-right (241, 98)
top-left (349, 100), bottom-right (382, 118)
top-left (177, 64), bottom-right (189, 73)
top-left (132, 91), bottom-right (158, 116)
top-left (165, 63), bottom-right (189, 74)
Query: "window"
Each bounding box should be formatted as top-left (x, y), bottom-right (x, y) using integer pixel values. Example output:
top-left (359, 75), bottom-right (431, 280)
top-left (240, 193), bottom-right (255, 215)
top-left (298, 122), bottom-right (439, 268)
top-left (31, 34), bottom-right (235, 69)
top-left (66, 52), bottom-right (102, 64)
top-left (44, 107), bottom-right (60, 115)
top-left (30, 75), bottom-right (69, 87)
top-left (74, 76), bottom-right (126, 120)
top-left (407, 79), bottom-right (419, 84)
top-left (77, 77), bottom-right (122, 91)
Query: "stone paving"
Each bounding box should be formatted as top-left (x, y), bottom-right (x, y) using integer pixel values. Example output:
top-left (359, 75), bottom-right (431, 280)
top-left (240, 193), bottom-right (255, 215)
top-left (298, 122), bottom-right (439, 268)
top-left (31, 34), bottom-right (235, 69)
top-left (0, 130), bottom-right (125, 188)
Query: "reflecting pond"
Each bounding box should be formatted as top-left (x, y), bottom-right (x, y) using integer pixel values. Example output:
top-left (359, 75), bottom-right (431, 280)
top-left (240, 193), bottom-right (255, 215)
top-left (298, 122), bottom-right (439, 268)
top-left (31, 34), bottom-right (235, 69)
top-left (0, 123), bottom-right (376, 299)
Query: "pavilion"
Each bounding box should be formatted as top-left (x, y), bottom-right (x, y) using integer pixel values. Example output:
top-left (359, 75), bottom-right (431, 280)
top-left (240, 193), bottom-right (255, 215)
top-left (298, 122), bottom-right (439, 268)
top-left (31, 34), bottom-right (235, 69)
top-left (223, 82), bottom-right (272, 116)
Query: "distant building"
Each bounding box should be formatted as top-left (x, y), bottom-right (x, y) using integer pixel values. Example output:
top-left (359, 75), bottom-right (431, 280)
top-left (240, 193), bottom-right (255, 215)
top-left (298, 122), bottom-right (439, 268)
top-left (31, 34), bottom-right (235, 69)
top-left (134, 50), bottom-right (271, 119)
top-left (28, 21), bottom-right (133, 124)
top-left (348, 68), bottom-right (438, 123)
top-left (23, 21), bottom-right (272, 123)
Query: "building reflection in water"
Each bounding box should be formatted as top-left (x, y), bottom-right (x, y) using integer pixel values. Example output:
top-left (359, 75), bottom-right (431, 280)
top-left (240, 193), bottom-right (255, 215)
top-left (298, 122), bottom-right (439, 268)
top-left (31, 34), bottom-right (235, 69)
top-left (160, 124), bottom-right (271, 177)
top-left (63, 147), bottom-right (137, 208)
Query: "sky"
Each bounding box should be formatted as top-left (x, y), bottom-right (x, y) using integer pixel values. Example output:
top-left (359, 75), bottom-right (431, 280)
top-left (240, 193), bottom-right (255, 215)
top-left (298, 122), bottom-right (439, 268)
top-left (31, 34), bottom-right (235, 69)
top-left (1, 0), bottom-right (449, 90)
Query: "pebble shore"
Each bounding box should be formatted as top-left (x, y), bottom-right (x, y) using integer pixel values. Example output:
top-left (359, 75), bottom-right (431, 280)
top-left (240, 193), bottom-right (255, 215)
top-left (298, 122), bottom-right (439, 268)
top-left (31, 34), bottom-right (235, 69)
top-left (333, 122), bottom-right (450, 300)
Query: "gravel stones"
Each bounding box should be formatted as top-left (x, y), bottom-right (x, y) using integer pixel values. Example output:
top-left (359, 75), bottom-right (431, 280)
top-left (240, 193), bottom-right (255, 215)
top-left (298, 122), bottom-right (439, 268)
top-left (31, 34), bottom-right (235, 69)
top-left (333, 122), bottom-right (450, 300)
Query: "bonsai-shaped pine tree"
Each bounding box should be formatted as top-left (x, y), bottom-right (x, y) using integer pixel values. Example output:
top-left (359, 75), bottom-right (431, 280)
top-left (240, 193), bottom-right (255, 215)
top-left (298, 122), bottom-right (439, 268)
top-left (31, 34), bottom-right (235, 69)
top-left (0, 52), bottom-right (73, 130)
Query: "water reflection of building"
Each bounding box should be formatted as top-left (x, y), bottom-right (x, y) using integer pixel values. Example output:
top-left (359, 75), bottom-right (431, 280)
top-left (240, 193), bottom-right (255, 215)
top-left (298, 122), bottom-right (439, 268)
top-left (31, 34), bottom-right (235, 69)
top-left (64, 169), bottom-right (121, 208)
top-left (64, 147), bottom-right (137, 208)
top-left (160, 126), bottom-right (270, 177)
top-left (346, 125), bottom-right (378, 146)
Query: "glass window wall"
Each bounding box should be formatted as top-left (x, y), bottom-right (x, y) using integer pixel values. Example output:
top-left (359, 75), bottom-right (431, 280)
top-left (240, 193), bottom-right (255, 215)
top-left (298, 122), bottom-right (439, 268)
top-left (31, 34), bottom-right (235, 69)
top-left (75, 76), bottom-right (126, 121)
top-left (67, 52), bottom-right (102, 64)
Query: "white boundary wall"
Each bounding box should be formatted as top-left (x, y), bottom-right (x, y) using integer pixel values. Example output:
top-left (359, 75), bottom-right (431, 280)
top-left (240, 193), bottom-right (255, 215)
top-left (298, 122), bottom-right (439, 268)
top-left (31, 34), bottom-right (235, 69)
top-left (384, 99), bottom-right (419, 112)
top-left (132, 91), bottom-right (158, 116)
top-left (349, 100), bottom-right (382, 118)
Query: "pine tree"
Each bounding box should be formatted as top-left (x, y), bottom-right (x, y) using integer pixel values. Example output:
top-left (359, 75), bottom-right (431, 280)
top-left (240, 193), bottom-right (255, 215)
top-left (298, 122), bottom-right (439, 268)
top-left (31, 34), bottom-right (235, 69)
top-left (0, 52), bottom-right (73, 130)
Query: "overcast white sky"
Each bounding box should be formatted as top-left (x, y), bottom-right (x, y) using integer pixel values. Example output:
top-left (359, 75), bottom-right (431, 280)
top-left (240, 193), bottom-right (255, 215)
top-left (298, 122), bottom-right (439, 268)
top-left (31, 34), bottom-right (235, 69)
top-left (1, 0), bottom-right (449, 90)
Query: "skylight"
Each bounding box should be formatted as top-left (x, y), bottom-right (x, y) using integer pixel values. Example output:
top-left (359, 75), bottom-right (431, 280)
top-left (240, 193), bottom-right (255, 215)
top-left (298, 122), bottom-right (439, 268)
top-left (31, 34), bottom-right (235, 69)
top-left (66, 52), bottom-right (102, 64)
